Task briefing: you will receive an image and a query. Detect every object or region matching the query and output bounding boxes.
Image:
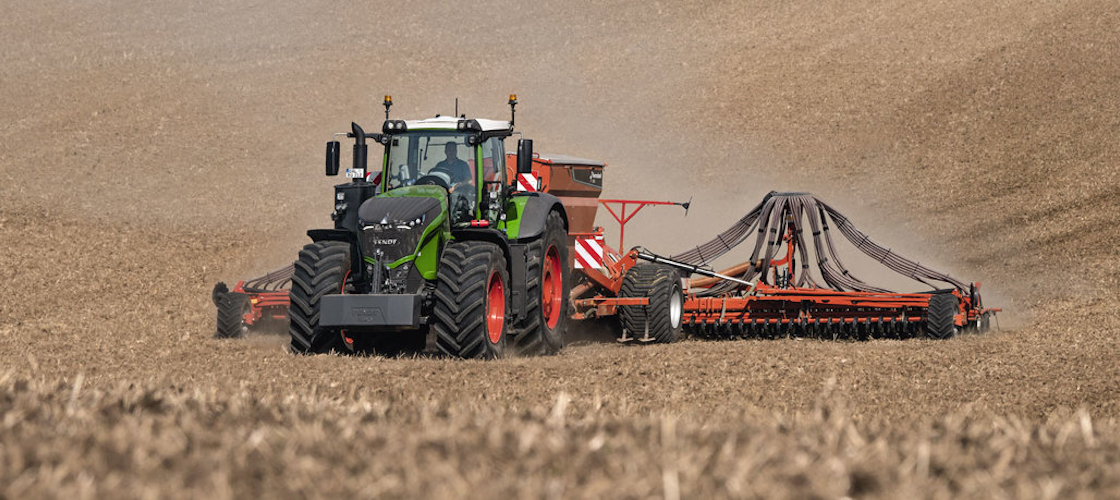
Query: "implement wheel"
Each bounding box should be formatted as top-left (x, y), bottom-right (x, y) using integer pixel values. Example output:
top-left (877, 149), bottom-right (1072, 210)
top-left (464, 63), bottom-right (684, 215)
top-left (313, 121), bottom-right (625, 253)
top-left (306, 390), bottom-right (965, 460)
top-left (514, 211), bottom-right (569, 355)
top-left (288, 241), bottom-right (350, 354)
top-left (433, 241), bottom-right (509, 359)
top-left (619, 264), bottom-right (684, 343)
top-left (215, 291), bottom-right (249, 339)
top-left (924, 293), bottom-right (959, 340)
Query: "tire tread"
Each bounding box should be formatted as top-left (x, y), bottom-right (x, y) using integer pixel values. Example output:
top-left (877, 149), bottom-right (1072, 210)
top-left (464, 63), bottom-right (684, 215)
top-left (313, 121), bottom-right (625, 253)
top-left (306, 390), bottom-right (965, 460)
top-left (925, 293), bottom-right (959, 340)
top-left (288, 241), bottom-right (350, 354)
top-left (619, 264), bottom-right (684, 343)
top-left (432, 241), bottom-right (508, 359)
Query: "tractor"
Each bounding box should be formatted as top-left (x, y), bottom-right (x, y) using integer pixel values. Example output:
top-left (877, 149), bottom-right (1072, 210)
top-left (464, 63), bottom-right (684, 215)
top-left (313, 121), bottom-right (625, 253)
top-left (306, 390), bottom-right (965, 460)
top-left (289, 96), bottom-right (570, 358)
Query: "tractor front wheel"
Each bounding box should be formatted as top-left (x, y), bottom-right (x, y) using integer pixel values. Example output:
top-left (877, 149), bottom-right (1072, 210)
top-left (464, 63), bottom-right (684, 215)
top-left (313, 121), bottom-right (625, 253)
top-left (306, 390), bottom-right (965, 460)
top-left (288, 241), bottom-right (351, 354)
top-left (432, 241), bottom-right (509, 359)
top-left (514, 210), bottom-right (569, 355)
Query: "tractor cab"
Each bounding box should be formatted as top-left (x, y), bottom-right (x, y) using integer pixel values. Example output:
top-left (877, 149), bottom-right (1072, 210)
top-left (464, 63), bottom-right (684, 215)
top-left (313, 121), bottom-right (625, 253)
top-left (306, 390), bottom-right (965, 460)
top-left (379, 115), bottom-right (513, 226)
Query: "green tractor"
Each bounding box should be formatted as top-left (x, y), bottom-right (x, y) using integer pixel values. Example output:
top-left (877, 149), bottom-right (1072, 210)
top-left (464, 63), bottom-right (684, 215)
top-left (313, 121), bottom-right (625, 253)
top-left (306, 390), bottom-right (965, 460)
top-left (290, 96), bottom-right (570, 358)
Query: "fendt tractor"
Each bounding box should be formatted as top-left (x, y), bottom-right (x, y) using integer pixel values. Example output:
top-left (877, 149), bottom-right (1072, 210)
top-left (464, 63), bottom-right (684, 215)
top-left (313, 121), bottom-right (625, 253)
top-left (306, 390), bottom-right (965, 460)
top-left (212, 96), bottom-right (1001, 358)
top-left (289, 96), bottom-right (569, 358)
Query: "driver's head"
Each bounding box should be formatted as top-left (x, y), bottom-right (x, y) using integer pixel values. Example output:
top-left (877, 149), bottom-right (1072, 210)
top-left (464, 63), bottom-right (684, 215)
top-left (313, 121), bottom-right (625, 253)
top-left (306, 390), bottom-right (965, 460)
top-left (444, 142), bottom-right (459, 160)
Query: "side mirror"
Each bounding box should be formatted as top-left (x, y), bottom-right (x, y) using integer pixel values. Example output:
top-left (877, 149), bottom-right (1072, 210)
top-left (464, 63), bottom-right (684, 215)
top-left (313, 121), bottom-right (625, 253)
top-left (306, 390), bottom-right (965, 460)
top-left (517, 139), bottom-right (534, 174)
top-left (326, 141), bottom-right (340, 176)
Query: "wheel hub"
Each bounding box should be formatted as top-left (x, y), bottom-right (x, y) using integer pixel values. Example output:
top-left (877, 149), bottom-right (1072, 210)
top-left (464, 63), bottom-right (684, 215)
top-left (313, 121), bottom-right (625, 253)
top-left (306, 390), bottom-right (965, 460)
top-left (542, 245), bottom-right (563, 329)
top-left (486, 271), bottom-right (505, 344)
top-left (669, 290), bottom-right (682, 329)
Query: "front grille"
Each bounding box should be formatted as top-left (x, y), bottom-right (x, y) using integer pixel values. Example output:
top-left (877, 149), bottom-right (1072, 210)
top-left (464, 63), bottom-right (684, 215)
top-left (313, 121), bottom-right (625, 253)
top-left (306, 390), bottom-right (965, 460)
top-left (361, 225), bottom-right (424, 264)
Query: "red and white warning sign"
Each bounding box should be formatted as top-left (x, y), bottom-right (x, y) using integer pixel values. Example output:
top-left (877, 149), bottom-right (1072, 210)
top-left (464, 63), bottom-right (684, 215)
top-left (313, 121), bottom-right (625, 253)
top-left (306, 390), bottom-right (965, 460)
top-left (574, 235), bottom-right (604, 269)
top-left (516, 173), bottom-right (538, 192)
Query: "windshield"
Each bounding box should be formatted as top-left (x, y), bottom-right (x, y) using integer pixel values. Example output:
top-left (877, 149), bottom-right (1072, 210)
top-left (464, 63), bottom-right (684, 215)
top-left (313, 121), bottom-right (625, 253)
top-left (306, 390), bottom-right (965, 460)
top-left (385, 132), bottom-right (474, 190)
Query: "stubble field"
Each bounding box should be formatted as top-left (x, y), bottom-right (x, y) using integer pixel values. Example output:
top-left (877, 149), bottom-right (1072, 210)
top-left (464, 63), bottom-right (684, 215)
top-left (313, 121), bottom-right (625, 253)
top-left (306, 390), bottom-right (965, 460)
top-left (2, 0), bottom-right (1119, 497)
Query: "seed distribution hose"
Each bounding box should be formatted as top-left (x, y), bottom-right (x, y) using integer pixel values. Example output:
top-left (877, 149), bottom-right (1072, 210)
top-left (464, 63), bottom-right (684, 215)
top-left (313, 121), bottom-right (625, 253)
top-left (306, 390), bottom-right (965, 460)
top-left (242, 265), bottom-right (294, 292)
top-left (670, 192), bottom-right (968, 297)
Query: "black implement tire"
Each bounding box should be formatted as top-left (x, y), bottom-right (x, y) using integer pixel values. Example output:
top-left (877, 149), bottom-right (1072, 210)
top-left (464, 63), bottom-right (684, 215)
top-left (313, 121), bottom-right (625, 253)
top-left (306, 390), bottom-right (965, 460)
top-left (433, 241), bottom-right (509, 359)
top-left (925, 293), bottom-right (960, 340)
top-left (288, 241), bottom-right (350, 354)
top-left (215, 291), bottom-right (249, 339)
top-left (212, 282), bottom-right (229, 306)
top-left (514, 211), bottom-right (569, 356)
top-left (619, 264), bottom-right (685, 343)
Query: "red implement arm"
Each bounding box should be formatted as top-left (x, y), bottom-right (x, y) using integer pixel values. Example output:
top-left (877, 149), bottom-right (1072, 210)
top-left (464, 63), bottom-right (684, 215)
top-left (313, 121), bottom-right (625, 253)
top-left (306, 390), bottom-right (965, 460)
top-left (597, 199), bottom-right (689, 249)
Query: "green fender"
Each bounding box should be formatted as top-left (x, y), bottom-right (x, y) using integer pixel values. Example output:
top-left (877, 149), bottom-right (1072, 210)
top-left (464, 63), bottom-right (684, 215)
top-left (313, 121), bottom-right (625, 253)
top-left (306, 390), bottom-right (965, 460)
top-left (503, 192), bottom-right (568, 241)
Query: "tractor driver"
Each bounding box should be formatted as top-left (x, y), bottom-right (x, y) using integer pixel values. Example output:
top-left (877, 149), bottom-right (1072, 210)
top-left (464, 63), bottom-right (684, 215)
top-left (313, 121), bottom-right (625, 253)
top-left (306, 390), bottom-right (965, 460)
top-left (430, 142), bottom-right (472, 185)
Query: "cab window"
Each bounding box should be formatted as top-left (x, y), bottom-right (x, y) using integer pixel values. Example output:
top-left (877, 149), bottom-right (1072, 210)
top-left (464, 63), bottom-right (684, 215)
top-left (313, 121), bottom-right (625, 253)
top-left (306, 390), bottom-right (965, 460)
top-left (480, 137), bottom-right (506, 222)
top-left (385, 132), bottom-right (473, 190)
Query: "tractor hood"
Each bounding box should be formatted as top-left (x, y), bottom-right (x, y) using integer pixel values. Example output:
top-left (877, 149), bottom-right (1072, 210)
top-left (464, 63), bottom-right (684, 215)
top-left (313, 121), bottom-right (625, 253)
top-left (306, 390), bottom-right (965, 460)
top-left (357, 190), bottom-right (446, 266)
top-left (358, 194), bottom-right (442, 227)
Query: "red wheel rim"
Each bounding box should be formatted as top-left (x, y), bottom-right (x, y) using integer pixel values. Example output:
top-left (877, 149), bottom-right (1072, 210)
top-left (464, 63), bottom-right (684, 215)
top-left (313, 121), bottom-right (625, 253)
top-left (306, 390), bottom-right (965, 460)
top-left (486, 271), bottom-right (505, 344)
top-left (542, 245), bottom-right (563, 329)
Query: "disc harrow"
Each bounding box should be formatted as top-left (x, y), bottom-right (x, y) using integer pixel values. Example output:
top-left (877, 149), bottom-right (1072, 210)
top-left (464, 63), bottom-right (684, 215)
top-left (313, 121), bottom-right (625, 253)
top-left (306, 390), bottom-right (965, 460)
top-left (629, 191), bottom-right (999, 340)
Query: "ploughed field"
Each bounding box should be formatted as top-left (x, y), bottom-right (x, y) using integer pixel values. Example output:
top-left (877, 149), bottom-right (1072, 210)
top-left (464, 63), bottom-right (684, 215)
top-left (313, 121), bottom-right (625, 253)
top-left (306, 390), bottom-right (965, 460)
top-left (2, 0), bottom-right (1119, 497)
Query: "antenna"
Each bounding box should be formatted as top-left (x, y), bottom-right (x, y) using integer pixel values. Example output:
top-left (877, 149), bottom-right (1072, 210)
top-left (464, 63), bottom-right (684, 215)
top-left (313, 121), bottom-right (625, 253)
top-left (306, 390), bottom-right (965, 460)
top-left (455, 98), bottom-right (459, 117)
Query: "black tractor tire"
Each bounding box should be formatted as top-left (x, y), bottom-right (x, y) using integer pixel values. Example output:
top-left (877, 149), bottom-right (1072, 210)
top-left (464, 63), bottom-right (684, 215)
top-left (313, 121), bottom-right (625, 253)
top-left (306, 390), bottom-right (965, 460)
top-left (215, 291), bottom-right (249, 339)
top-left (288, 241), bottom-right (351, 354)
top-left (924, 293), bottom-right (960, 340)
top-left (513, 210), bottom-right (570, 356)
top-left (432, 241), bottom-right (509, 359)
top-left (619, 264), bottom-right (685, 343)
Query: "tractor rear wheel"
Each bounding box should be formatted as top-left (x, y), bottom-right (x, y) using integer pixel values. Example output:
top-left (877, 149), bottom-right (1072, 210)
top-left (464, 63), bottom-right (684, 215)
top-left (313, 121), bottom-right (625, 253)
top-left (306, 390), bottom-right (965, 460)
top-left (924, 293), bottom-right (959, 340)
top-left (514, 210), bottom-right (569, 356)
top-left (432, 241), bottom-right (509, 359)
top-left (215, 291), bottom-right (249, 339)
top-left (288, 241), bottom-right (350, 354)
top-left (619, 264), bottom-right (685, 343)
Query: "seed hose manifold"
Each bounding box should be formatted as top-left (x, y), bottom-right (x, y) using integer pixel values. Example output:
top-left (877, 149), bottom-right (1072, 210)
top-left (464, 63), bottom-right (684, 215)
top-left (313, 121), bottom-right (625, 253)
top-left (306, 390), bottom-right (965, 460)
top-left (670, 192), bottom-right (967, 296)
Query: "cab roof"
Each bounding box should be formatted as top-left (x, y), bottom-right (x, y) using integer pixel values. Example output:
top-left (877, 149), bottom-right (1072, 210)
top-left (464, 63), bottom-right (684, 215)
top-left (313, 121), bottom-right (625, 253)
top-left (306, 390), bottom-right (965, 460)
top-left (399, 115), bottom-right (512, 132)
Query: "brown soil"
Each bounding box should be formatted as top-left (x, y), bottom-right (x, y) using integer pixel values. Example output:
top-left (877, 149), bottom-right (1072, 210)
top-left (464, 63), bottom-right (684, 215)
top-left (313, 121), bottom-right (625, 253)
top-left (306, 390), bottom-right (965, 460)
top-left (2, 0), bottom-right (1119, 497)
